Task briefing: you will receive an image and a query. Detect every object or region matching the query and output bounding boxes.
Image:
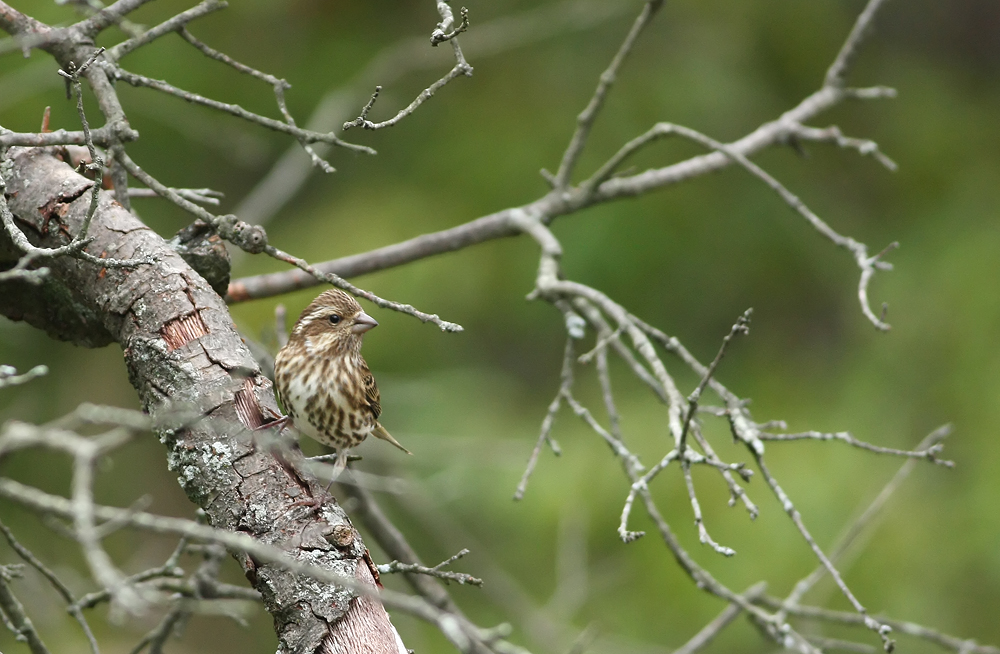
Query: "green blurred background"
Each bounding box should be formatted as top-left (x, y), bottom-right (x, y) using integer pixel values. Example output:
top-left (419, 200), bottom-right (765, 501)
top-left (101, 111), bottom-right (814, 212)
top-left (2, 0), bottom-right (999, 652)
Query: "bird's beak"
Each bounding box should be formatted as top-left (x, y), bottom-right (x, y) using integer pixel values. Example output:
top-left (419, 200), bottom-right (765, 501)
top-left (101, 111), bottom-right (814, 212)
top-left (352, 311), bottom-right (378, 334)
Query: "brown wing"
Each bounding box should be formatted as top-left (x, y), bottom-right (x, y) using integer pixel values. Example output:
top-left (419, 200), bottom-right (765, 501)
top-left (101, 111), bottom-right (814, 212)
top-left (359, 359), bottom-right (381, 420)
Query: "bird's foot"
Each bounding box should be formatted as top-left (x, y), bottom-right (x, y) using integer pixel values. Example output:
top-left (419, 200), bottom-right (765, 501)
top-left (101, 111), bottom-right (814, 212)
top-left (255, 414), bottom-right (290, 432)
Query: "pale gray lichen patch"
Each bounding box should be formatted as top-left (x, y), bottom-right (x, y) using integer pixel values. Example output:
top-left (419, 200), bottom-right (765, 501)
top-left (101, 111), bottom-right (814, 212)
top-left (244, 500), bottom-right (271, 530)
top-left (165, 438), bottom-right (236, 507)
top-left (177, 465), bottom-right (201, 497)
top-left (255, 555), bottom-right (357, 628)
top-left (203, 440), bottom-right (233, 464)
top-left (126, 335), bottom-right (198, 398)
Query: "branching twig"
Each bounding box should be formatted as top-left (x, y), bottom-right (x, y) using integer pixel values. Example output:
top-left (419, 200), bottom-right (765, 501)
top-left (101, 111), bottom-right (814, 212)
top-left (176, 27), bottom-right (335, 172)
top-left (0, 477), bottom-right (514, 653)
top-left (104, 0), bottom-right (226, 62)
top-left (0, 519), bottom-right (100, 654)
top-left (552, 0), bottom-right (664, 188)
top-left (586, 122), bottom-right (895, 330)
top-left (379, 549), bottom-right (483, 587)
top-left (0, 56), bottom-right (154, 284)
top-left (0, 565), bottom-right (51, 654)
top-left (230, 0), bottom-right (631, 227)
top-left (755, 595), bottom-right (1000, 654)
top-left (789, 124), bottom-right (897, 170)
top-left (778, 425), bottom-right (953, 616)
top-left (344, 2), bottom-right (473, 132)
top-left (678, 309), bottom-right (752, 457)
top-left (338, 480), bottom-right (470, 619)
top-left (107, 66), bottom-right (375, 154)
top-left (113, 147), bottom-right (461, 332)
top-left (430, 5), bottom-right (469, 46)
top-left (749, 454), bottom-right (895, 652)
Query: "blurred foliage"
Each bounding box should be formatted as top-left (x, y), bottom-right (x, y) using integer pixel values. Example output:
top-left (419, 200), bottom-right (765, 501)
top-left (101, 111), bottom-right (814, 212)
top-left (2, 0), bottom-right (1000, 653)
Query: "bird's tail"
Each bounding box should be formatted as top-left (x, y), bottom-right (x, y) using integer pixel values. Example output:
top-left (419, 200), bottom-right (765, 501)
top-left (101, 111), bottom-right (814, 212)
top-left (372, 423), bottom-right (412, 455)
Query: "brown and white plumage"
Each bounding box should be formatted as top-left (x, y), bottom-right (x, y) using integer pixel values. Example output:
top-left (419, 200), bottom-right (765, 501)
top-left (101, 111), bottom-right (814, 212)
top-left (273, 289), bottom-right (409, 475)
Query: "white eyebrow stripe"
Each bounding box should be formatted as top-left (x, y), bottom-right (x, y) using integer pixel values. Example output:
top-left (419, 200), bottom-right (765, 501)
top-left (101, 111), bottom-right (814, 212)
top-left (298, 308), bottom-right (329, 327)
top-left (293, 314), bottom-right (317, 335)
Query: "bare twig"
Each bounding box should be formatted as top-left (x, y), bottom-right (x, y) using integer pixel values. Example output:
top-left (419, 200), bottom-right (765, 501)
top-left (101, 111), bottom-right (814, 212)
top-left (513, 338), bottom-right (571, 501)
top-left (0, 519), bottom-right (100, 654)
top-left (681, 459), bottom-right (735, 558)
top-left (107, 66), bottom-right (375, 154)
top-left (758, 429), bottom-right (953, 466)
top-left (176, 27), bottom-right (335, 172)
top-left (0, 365), bottom-right (48, 389)
top-left (788, 124), bottom-right (897, 170)
top-left (225, 0), bottom-right (896, 307)
top-left (586, 122), bottom-right (896, 330)
top-left (0, 123), bottom-right (138, 147)
top-left (231, 0), bottom-right (631, 227)
top-left (379, 549), bottom-right (483, 587)
top-left (342, 59), bottom-right (472, 131)
top-left (755, 596), bottom-right (1000, 654)
top-left (750, 454), bottom-right (895, 652)
top-left (672, 582), bottom-right (767, 654)
top-left (0, 476), bottom-right (518, 653)
top-left (344, 2), bottom-right (473, 132)
top-left (678, 309), bottom-right (752, 456)
top-left (1, 57), bottom-right (154, 282)
top-left (264, 245), bottom-right (463, 332)
top-left (116, 187), bottom-right (223, 206)
top-left (688, 421), bottom-right (758, 519)
top-left (73, 0), bottom-right (157, 37)
top-left (0, 564), bottom-right (52, 654)
top-left (72, 563), bottom-right (184, 612)
top-left (825, 0), bottom-right (891, 88)
top-left (430, 5), bottom-right (469, 45)
top-left (338, 480), bottom-right (469, 618)
top-left (552, 0), bottom-right (664, 188)
top-left (778, 425), bottom-right (952, 614)
top-left (112, 147), bottom-right (461, 332)
top-left (104, 0), bottom-right (226, 62)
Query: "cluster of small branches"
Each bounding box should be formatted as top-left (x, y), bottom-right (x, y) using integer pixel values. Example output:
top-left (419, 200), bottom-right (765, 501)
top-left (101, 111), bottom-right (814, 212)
top-left (0, 400), bottom-right (518, 654)
top-left (0, 0), bottom-right (467, 330)
top-left (223, 0), bottom-right (971, 652)
top-left (0, 1), bottom-right (996, 654)
top-left (0, 400), bottom-right (984, 654)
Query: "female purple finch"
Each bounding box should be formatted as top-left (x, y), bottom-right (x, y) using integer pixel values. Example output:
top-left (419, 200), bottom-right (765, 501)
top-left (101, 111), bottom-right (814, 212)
top-left (273, 289), bottom-right (409, 476)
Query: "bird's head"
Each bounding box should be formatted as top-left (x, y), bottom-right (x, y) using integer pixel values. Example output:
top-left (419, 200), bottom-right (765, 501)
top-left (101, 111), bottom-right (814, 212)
top-left (289, 289), bottom-right (377, 353)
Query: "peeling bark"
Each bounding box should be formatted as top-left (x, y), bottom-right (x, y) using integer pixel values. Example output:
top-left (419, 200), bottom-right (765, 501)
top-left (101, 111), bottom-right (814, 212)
top-left (0, 147), bottom-right (404, 654)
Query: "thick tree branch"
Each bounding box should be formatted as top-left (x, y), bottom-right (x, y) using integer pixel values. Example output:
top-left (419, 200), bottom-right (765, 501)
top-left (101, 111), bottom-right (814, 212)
top-left (0, 148), bottom-right (405, 653)
top-left (228, 91), bottom-right (897, 309)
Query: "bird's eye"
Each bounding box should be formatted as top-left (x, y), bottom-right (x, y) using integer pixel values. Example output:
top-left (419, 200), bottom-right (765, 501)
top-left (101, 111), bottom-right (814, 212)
top-left (328, 314), bottom-right (341, 325)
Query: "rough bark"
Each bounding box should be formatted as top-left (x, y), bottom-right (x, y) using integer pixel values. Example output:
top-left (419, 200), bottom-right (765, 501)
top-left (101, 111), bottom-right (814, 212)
top-left (0, 147), bottom-right (403, 654)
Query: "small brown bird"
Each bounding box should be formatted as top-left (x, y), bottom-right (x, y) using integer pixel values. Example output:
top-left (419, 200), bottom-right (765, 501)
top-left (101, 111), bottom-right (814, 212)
top-left (273, 289), bottom-right (409, 477)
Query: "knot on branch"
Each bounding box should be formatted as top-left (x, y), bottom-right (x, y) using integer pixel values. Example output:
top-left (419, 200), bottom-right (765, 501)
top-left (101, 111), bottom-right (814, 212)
top-left (215, 214), bottom-right (267, 254)
top-left (110, 120), bottom-right (140, 144)
top-left (430, 6), bottom-right (469, 46)
top-left (169, 220), bottom-right (231, 296)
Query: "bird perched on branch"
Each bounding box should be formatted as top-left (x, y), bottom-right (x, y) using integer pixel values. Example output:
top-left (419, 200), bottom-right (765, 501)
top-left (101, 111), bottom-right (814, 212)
top-left (273, 289), bottom-right (410, 478)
